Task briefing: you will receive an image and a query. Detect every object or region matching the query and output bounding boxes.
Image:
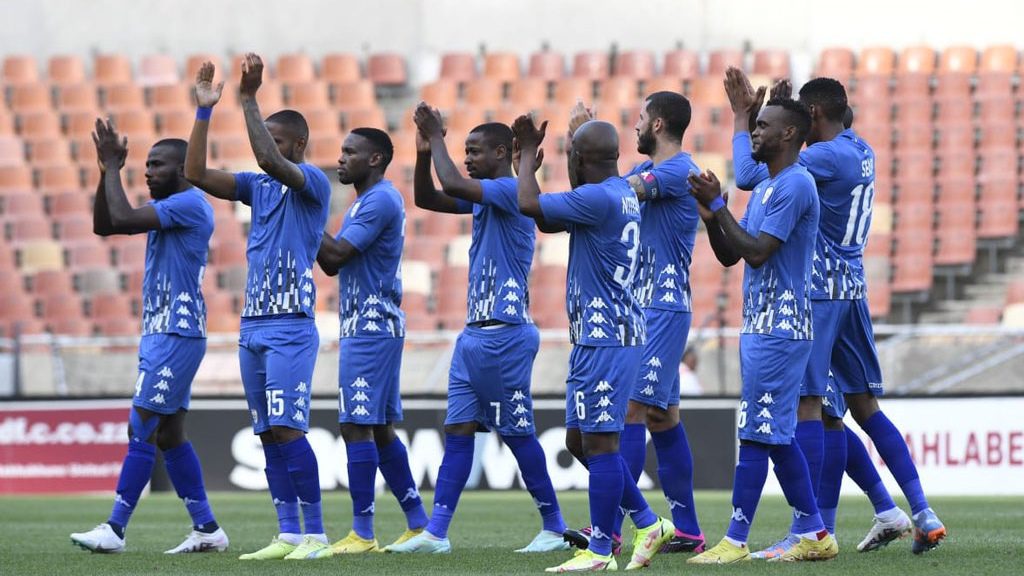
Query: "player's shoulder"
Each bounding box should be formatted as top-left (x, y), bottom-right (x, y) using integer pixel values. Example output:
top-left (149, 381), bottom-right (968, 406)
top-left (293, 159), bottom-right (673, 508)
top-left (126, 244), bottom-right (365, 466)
top-left (660, 151), bottom-right (699, 174)
top-left (368, 179), bottom-right (404, 209)
top-left (782, 164), bottom-right (817, 191)
top-left (297, 162), bottom-right (331, 187)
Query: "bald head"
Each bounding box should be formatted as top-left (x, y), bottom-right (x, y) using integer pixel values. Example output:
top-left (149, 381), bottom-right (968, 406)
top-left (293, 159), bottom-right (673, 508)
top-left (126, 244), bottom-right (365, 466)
top-left (572, 120), bottom-right (619, 162)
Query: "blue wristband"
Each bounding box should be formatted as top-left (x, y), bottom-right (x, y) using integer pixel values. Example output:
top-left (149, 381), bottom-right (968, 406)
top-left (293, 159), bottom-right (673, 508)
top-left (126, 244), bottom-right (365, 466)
top-left (196, 107), bottom-right (213, 121)
top-left (709, 196), bottom-right (726, 212)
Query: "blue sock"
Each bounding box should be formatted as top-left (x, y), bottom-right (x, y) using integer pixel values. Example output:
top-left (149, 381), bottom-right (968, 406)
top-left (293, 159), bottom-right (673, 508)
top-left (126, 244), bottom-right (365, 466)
top-left (163, 442), bottom-right (217, 531)
top-left (619, 454), bottom-right (657, 529)
top-left (586, 453), bottom-right (623, 556)
top-left (108, 439), bottom-right (157, 532)
top-left (726, 444), bottom-right (770, 544)
top-left (377, 437), bottom-right (428, 530)
top-left (845, 426), bottom-right (897, 514)
top-left (771, 442), bottom-right (825, 535)
top-left (651, 423), bottom-right (701, 536)
top-left (620, 423), bottom-right (647, 480)
top-left (862, 411), bottom-right (929, 514)
top-left (346, 440), bottom-right (379, 539)
top-left (817, 429), bottom-right (847, 534)
top-left (262, 443), bottom-right (301, 535)
top-left (504, 435), bottom-right (566, 534)
top-left (279, 436), bottom-right (324, 535)
top-left (791, 420), bottom-right (824, 533)
top-left (426, 434), bottom-right (474, 539)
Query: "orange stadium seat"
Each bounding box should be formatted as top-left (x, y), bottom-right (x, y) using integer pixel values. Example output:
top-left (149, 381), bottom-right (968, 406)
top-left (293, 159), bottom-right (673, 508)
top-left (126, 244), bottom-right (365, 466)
top-left (184, 53), bottom-right (224, 85)
top-left (934, 95), bottom-right (973, 124)
top-left (528, 51), bottom-right (565, 81)
top-left (418, 79), bottom-right (459, 111)
top-left (254, 80), bottom-right (286, 112)
top-left (305, 108), bottom-right (340, 137)
top-left (48, 191), bottom-right (92, 220)
top-left (898, 45), bottom-right (936, 75)
top-left (3, 55), bottom-right (39, 85)
top-left (10, 84), bottom-right (53, 114)
top-left (8, 216), bottom-right (52, 243)
top-left (137, 54), bottom-right (179, 87)
top-left (553, 77), bottom-right (596, 107)
top-left (88, 292), bottom-right (134, 319)
top-left (857, 47), bottom-right (895, 76)
top-left (893, 73), bottom-right (930, 99)
top-left (38, 292), bottom-right (85, 323)
top-left (573, 51), bottom-right (610, 80)
top-left (708, 49), bottom-right (744, 75)
top-left (26, 137), bottom-right (71, 166)
top-left (367, 53), bottom-right (407, 87)
top-left (643, 76), bottom-right (684, 97)
top-left (933, 202), bottom-right (977, 266)
top-left (104, 83), bottom-right (147, 112)
top-left (0, 136), bottom-right (24, 166)
top-left (599, 77), bottom-right (640, 111)
top-left (464, 78), bottom-right (505, 109)
top-left (688, 76), bottom-right (728, 108)
top-left (19, 111), bottom-right (62, 138)
top-left (435, 265), bottom-right (469, 329)
top-left (1, 192), bottom-right (44, 217)
top-left (156, 109), bottom-right (193, 136)
top-left (894, 121), bottom-right (934, 151)
top-left (0, 165), bottom-right (33, 193)
top-left (483, 52), bottom-right (521, 83)
top-left (977, 95), bottom-right (1016, 124)
top-left (662, 49), bottom-right (701, 80)
top-left (57, 83), bottom-right (101, 112)
top-left (0, 110), bottom-right (14, 135)
top-left (37, 165), bottom-right (81, 192)
top-left (320, 53), bottom-right (361, 83)
top-left (935, 122), bottom-right (975, 155)
top-left (893, 95), bottom-right (932, 124)
top-left (149, 83), bottom-right (193, 112)
top-left (939, 46), bottom-right (978, 74)
top-left (94, 317), bottom-right (138, 336)
top-left (507, 78), bottom-right (549, 109)
top-left (47, 55), bottom-right (86, 86)
top-left (287, 81), bottom-right (330, 109)
top-left (976, 71), bottom-right (1013, 97)
top-left (753, 49), bottom-right (790, 78)
top-left (615, 50), bottom-right (656, 80)
top-left (275, 53), bottom-right (316, 84)
top-left (977, 121), bottom-right (1017, 150)
top-left (94, 54), bottom-right (134, 87)
top-left (29, 269), bottom-right (74, 299)
top-left (979, 45), bottom-right (1019, 73)
top-left (111, 109), bottom-right (156, 138)
top-left (816, 47), bottom-right (855, 80)
top-left (934, 72), bottom-right (972, 99)
top-left (208, 108), bottom-right (247, 137)
top-left (343, 107), bottom-right (388, 131)
top-left (851, 75), bottom-right (891, 104)
top-left (439, 52), bottom-right (477, 83)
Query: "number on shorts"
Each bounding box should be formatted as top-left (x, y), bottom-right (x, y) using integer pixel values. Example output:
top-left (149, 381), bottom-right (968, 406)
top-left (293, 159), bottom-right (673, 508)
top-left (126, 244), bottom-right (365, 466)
top-left (266, 389), bottom-right (284, 417)
top-left (737, 400), bottom-right (748, 429)
top-left (574, 391), bottom-right (586, 421)
top-left (490, 401), bottom-right (501, 426)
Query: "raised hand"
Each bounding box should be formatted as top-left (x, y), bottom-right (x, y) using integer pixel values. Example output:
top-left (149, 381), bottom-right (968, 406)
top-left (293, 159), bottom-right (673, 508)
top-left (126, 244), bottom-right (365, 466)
top-left (687, 169), bottom-right (724, 207)
top-left (414, 127), bottom-right (430, 153)
top-left (239, 53), bottom-right (264, 97)
top-left (568, 100), bottom-right (595, 136)
top-left (92, 118), bottom-right (128, 169)
top-left (412, 102), bottom-right (445, 140)
top-left (770, 78), bottom-right (792, 100)
top-left (512, 138), bottom-right (544, 176)
top-left (724, 67), bottom-right (764, 117)
top-left (194, 61), bottom-right (224, 108)
top-left (511, 114), bottom-right (548, 149)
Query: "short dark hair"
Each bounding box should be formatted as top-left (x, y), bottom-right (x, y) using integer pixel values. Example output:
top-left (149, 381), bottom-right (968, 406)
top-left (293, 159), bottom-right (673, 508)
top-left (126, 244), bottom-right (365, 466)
top-left (350, 127), bottom-right (394, 169)
top-left (469, 122), bottom-right (514, 152)
top-left (151, 138), bottom-right (188, 164)
top-left (265, 109), bottom-right (309, 140)
top-left (798, 77), bottom-right (848, 123)
top-left (843, 105), bottom-right (854, 129)
top-left (644, 91), bottom-right (691, 141)
top-left (766, 97), bottom-right (812, 143)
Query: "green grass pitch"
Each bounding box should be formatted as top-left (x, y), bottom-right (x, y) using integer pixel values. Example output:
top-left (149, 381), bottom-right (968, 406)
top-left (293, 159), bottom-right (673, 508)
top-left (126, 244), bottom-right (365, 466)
top-left (4, 491), bottom-right (1020, 575)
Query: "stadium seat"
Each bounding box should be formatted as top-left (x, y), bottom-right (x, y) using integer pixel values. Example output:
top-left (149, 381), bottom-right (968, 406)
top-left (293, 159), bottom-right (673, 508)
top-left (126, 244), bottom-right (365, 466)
top-left (286, 81), bottom-right (331, 109)
top-left (858, 47), bottom-right (896, 76)
top-left (483, 52), bottom-right (521, 83)
top-left (662, 49), bottom-right (701, 80)
top-left (507, 78), bottom-right (550, 109)
top-left (204, 290), bottom-right (241, 333)
top-left (149, 83), bottom-right (193, 112)
top-left (977, 149), bottom-right (1018, 180)
top-left (643, 76), bottom-right (684, 97)
top-left (615, 50), bottom-right (656, 79)
top-left (979, 45), bottom-right (1019, 73)
top-left (939, 46), bottom-right (978, 74)
top-left (208, 108), bottom-right (247, 138)
top-left (156, 109), bottom-right (192, 136)
top-left (573, 51), bottom-right (610, 80)
top-left (367, 53), bottom-right (407, 87)
top-left (8, 216), bottom-right (52, 243)
top-left (95, 316), bottom-right (138, 336)
top-left (599, 77), bottom-right (640, 112)
top-left (305, 108), bottom-right (340, 137)
top-left (38, 292), bottom-right (85, 323)
top-left (19, 111), bottom-right (62, 138)
top-left (47, 55), bottom-right (86, 86)
top-left (898, 45), bottom-right (936, 75)
top-left (890, 251), bottom-right (933, 294)
top-left (10, 84), bottom-right (54, 114)
top-left (976, 71), bottom-right (1014, 97)
top-left (528, 51), bottom-right (566, 81)
top-left (57, 83), bottom-right (101, 112)
top-left (254, 80), bottom-right (286, 111)
top-left (894, 121), bottom-right (934, 150)
top-left (0, 136), bottom-right (25, 166)
top-left (435, 265), bottom-right (469, 329)
top-left (976, 200), bottom-right (1019, 239)
top-left (688, 77), bottom-right (728, 108)
top-left (464, 78), bottom-right (505, 109)
top-left (934, 95), bottom-right (973, 124)
top-left (111, 109), bottom-right (156, 138)
top-left (707, 49), bottom-right (744, 75)
top-left (816, 47), bottom-right (855, 80)
top-left (553, 77), bottom-right (595, 107)
top-left (17, 240), bottom-right (64, 273)
top-left (977, 121), bottom-right (1017, 150)
top-left (2, 55), bottom-right (39, 86)
top-left (275, 53), bottom-right (316, 84)
top-left (104, 83), bottom-right (147, 112)
top-left (0, 110), bottom-right (14, 135)
top-left (418, 79), bottom-right (459, 111)
top-left (893, 73), bottom-right (931, 100)
top-left (93, 54), bottom-right (134, 87)
top-left (752, 49), bottom-right (790, 78)
top-left (936, 174), bottom-right (977, 204)
top-left (184, 54), bottom-right (224, 83)
top-left (933, 73), bottom-right (972, 100)
top-left (343, 107), bottom-right (388, 131)
top-left (137, 54), bottom-right (179, 87)
top-left (0, 165), bottom-right (33, 193)
top-left (964, 305), bottom-right (1002, 325)
top-left (977, 95), bottom-right (1016, 125)
top-left (933, 202), bottom-right (977, 266)
top-left (26, 137), bottom-right (71, 166)
top-left (1, 192), bottom-right (45, 217)
top-left (439, 52), bottom-right (477, 83)
top-left (320, 53), bottom-right (362, 83)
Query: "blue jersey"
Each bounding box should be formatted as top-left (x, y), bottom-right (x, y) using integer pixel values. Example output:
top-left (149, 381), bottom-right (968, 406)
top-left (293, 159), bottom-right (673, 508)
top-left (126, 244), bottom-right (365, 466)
top-left (453, 177), bottom-right (535, 325)
top-left (734, 130), bottom-right (875, 300)
top-left (538, 177), bottom-right (645, 347)
top-left (235, 164), bottom-right (331, 318)
top-left (738, 164), bottom-right (819, 340)
top-left (626, 153), bottom-right (700, 312)
top-left (336, 179), bottom-right (405, 338)
top-left (143, 187), bottom-right (214, 337)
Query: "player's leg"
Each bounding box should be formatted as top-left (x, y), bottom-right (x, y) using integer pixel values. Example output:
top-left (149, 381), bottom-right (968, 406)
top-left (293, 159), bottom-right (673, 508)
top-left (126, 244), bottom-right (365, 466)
top-left (237, 331), bottom-right (304, 560)
top-left (265, 323), bottom-right (330, 560)
top-left (386, 332), bottom-right (477, 553)
top-left (816, 388), bottom-right (847, 537)
top-left (841, 300), bottom-right (944, 553)
top-left (843, 420), bottom-right (912, 551)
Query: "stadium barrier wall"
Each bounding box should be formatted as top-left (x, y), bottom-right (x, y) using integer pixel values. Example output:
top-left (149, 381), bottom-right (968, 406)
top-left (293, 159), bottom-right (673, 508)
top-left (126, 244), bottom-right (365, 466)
top-left (2, 397), bottom-right (1022, 495)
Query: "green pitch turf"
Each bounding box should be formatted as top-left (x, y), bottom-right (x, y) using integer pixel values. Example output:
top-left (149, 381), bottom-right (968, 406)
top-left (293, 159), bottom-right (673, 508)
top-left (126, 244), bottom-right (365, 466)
top-left (4, 491), bottom-right (1020, 575)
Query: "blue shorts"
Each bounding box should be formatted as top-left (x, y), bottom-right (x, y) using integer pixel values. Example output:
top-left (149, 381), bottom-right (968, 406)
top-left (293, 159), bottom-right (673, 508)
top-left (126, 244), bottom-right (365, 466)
top-left (338, 337), bottom-right (404, 425)
top-left (565, 345), bottom-right (643, 434)
top-left (822, 372), bottom-right (847, 419)
top-left (445, 323), bottom-right (540, 436)
top-left (133, 334), bottom-right (206, 414)
top-left (630, 309), bottom-right (691, 410)
top-left (738, 334), bottom-right (812, 445)
top-left (239, 318), bottom-right (319, 434)
top-left (801, 299), bottom-right (884, 404)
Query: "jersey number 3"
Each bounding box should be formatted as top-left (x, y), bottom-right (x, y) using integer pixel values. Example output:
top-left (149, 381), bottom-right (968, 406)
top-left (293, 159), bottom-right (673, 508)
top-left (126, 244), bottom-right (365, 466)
top-left (613, 221), bottom-right (640, 288)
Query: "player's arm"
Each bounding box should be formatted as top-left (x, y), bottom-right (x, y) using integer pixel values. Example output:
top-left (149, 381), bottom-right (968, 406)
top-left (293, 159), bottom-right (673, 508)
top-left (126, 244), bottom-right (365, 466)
top-left (184, 61), bottom-right (237, 201)
top-left (238, 53), bottom-right (307, 192)
top-left (93, 119), bottom-right (161, 234)
top-left (511, 115), bottom-right (566, 233)
top-left (316, 233), bottom-right (360, 276)
top-left (689, 170), bottom-right (781, 268)
top-left (411, 108), bottom-right (465, 214)
top-left (723, 67), bottom-right (769, 190)
top-left (413, 103), bottom-right (485, 205)
top-left (92, 154), bottom-right (117, 236)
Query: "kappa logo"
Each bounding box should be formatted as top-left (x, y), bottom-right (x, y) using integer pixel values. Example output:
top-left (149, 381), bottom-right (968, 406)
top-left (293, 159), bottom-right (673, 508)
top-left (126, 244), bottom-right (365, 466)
top-left (512, 403), bottom-right (528, 415)
top-left (776, 319), bottom-right (794, 331)
top-left (589, 526), bottom-right (609, 541)
top-left (758, 393), bottom-right (774, 404)
top-left (618, 506), bottom-right (639, 517)
top-left (302, 268), bottom-right (314, 279)
top-left (503, 292), bottom-right (521, 302)
top-left (755, 422), bottom-right (772, 435)
top-left (779, 304), bottom-right (795, 316)
top-left (272, 498), bottom-right (290, 506)
top-left (643, 370), bottom-right (659, 382)
top-left (647, 357), bottom-right (663, 368)
top-left (595, 381), bottom-right (614, 392)
top-left (154, 380), bottom-right (170, 391)
top-left (595, 411), bottom-right (613, 423)
top-left (514, 417), bottom-right (530, 428)
top-left (400, 487), bottom-right (420, 503)
top-left (757, 407), bottom-right (772, 419)
top-left (640, 384), bottom-right (655, 396)
top-left (587, 297), bottom-right (608, 309)
top-left (779, 291), bottom-right (796, 302)
top-left (176, 305), bottom-right (191, 316)
top-left (365, 295), bottom-right (381, 306)
top-left (588, 327), bottom-right (609, 339)
top-left (588, 311), bottom-right (608, 324)
top-left (666, 497), bottom-right (686, 510)
top-left (511, 390), bottom-right (526, 401)
top-left (176, 318), bottom-right (191, 329)
top-left (183, 497), bottom-right (200, 506)
top-left (359, 503), bottom-right (375, 515)
top-left (114, 494), bottom-right (133, 509)
top-left (175, 292), bottom-right (193, 303)
top-left (660, 293), bottom-right (677, 303)
top-left (352, 391), bottom-right (370, 402)
top-left (157, 366), bottom-right (174, 378)
top-left (363, 320), bottom-right (381, 332)
top-left (352, 405), bottom-right (370, 417)
top-left (660, 277), bottom-right (677, 290)
top-left (594, 396), bottom-right (613, 408)
top-left (533, 497), bottom-right (551, 509)
top-left (731, 507), bottom-right (750, 524)
top-left (793, 509), bottom-right (811, 519)
top-left (364, 308), bottom-right (382, 319)
top-left (352, 378), bottom-right (370, 389)
top-left (823, 397), bottom-right (832, 407)
top-left (302, 282), bottom-right (313, 293)
top-left (296, 382), bottom-right (309, 393)
top-left (250, 409), bottom-right (258, 423)
top-left (294, 397), bottom-right (307, 409)
top-left (301, 296), bottom-right (312, 308)
top-left (661, 264), bottom-right (678, 276)
top-left (150, 393), bottom-right (166, 405)
top-left (503, 278), bottom-right (521, 289)
top-left (503, 305), bottom-right (518, 315)
top-left (292, 411), bottom-right (305, 423)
